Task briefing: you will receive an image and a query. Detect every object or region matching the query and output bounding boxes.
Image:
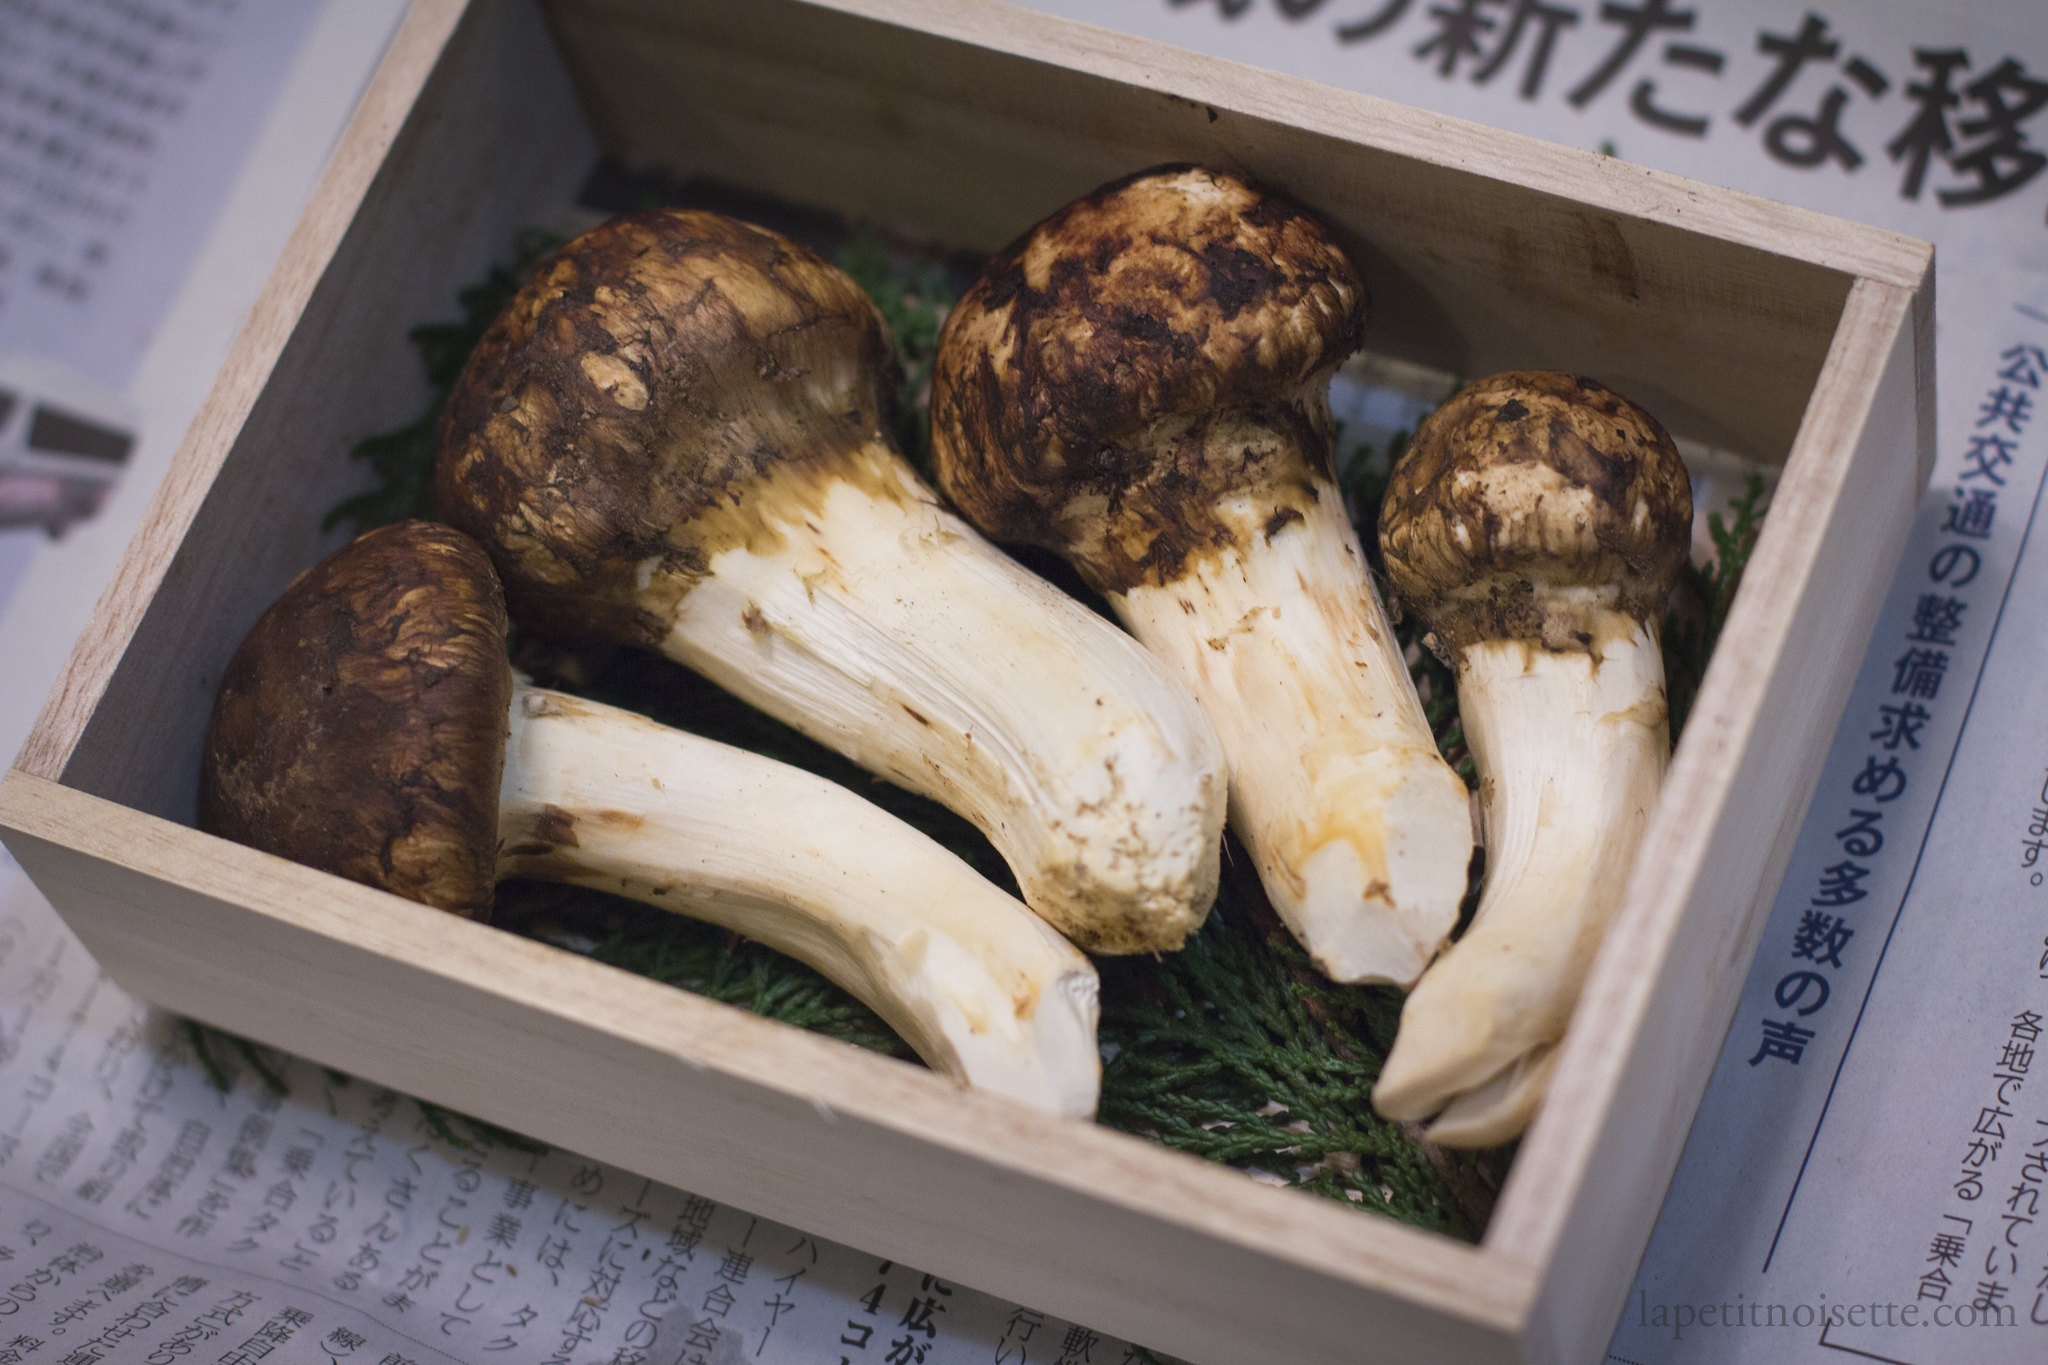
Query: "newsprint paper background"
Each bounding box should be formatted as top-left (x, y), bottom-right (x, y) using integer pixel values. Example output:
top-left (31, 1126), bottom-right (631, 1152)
top-left (9, 1), bottom-right (2048, 1363)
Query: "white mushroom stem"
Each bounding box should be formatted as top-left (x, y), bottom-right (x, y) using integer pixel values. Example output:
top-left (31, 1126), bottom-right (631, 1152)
top-left (1114, 482), bottom-right (1473, 986)
top-left (1372, 611), bottom-right (1667, 1140)
top-left (1422, 1044), bottom-right (1558, 1149)
top-left (658, 443), bottom-right (1228, 955)
top-left (495, 679), bottom-right (1104, 1119)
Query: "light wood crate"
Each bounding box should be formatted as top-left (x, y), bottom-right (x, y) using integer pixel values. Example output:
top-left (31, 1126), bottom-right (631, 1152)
top-left (0, 1), bottom-right (1934, 1361)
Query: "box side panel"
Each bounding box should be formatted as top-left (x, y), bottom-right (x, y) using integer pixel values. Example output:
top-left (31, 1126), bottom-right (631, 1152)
top-left (795, 0), bottom-right (1929, 287)
top-left (545, 0), bottom-right (1859, 462)
top-left (0, 773), bottom-right (1532, 1365)
top-left (48, 0), bottom-right (596, 820)
top-left (1485, 277), bottom-right (1929, 1364)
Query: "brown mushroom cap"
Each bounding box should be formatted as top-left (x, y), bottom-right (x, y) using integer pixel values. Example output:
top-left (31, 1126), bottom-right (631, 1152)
top-left (200, 521), bottom-right (513, 920)
top-left (1378, 371), bottom-right (1692, 657)
top-left (437, 209), bottom-right (897, 646)
top-left (931, 165), bottom-right (1365, 594)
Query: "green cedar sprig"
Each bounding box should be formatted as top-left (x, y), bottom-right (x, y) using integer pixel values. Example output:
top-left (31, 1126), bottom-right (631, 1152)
top-left (834, 225), bottom-right (954, 477)
top-left (1663, 472), bottom-right (1770, 738)
top-left (1095, 859), bottom-right (1487, 1238)
top-left (1704, 472), bottom-right (1771, 641)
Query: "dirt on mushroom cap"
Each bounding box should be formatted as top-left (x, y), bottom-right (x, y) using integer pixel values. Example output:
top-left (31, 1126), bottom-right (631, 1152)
top-left (932, 165), bottom-right (1366, 595)
top-left (1378, 371), bottom-right (1693, 657)
top-left (200, 521), bottom-right (512, 920)
top-left (436, 209), bottom-right (902, 647)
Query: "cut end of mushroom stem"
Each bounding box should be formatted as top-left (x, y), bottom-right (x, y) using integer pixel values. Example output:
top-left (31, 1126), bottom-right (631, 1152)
top-left (499, 680), bottom-right (1104, 1118)
top-left (1420, 1042), bottom-right (1559, 1149)
top-left (1116, 482), bottom-right (1471, 985)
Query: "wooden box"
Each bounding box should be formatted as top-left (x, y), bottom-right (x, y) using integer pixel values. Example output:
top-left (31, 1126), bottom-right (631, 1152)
top-left (0, 2), bottom-right (1933, 1361)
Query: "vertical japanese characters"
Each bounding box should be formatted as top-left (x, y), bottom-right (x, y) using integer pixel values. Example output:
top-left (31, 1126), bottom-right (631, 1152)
top-left (1914, 1012), bottom-right (2046, 1323)
top-left (1746, 343), bottom-right (2046, 1075)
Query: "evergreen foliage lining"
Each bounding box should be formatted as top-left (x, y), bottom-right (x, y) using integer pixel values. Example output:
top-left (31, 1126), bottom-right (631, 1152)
top-left (835, 225), bottom-right (953, 478)
top-left (1664, 471), bottom-right (1771, 738)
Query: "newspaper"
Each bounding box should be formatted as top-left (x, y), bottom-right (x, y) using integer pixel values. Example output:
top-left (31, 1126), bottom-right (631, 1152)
top-left (7, 0), bottom-right (2048, 1361)
top-left (0, 0), bottom-right (316, 590)
top-left (0, 0), bottom-right (410, 750)
top-left (0, 854), bottom-right (1140, 1365)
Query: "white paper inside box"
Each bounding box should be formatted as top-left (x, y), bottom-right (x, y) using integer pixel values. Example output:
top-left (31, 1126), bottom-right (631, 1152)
top-left (0, 2), bottom-right (1933, 1362)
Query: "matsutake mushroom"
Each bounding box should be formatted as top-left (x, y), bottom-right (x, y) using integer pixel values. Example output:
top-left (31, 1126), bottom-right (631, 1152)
top-left (201, 521), bottom-right (1104, 1118)
top-left (436, 210), bottom-right (1226, 956)
top-left (1372, 371), bottom-right (1691, 1146)
top-left (930, 165), bottom-right (1472, 986)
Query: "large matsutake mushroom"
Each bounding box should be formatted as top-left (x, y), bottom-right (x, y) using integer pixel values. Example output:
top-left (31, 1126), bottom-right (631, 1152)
top-left (436, 210), bottom-right (1226, 957)
top-left (930, 166), bottom-right (1472, 987)
top-left (1372, 371), bottom-right (1691, 1146)
top-left (201, 521), bottom-right (1104, 1119)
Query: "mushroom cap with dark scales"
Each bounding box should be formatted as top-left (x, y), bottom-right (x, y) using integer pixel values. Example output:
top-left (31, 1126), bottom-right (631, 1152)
top-left (437, 209), bottom-right (897, 646)
top-left (931, 165), bottom-right (1365, 594)
top-left (199, 521), bottom-right (513, 921)
top-left (1378, 372), bottom-right (1692, 657)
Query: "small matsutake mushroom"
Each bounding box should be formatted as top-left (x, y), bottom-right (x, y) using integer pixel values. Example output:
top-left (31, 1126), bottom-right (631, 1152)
top-left (929, 165), bottom-right (1472, 986)
top-left (1372, 371), bottom-right (1692, 1147)
top-left (200, 521), bottom-right (1103, 1118)
top-left (436, 210), bottom-right (1226, 956)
